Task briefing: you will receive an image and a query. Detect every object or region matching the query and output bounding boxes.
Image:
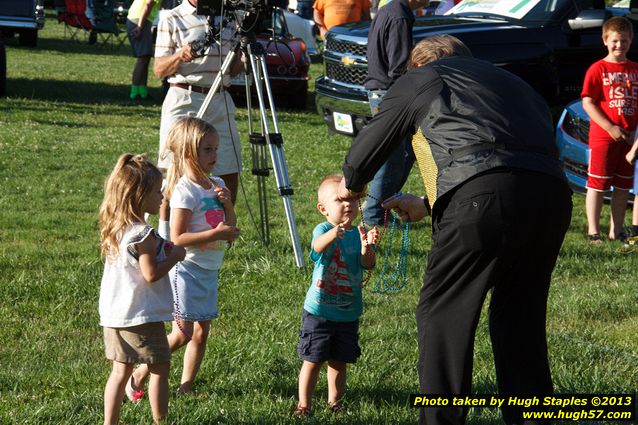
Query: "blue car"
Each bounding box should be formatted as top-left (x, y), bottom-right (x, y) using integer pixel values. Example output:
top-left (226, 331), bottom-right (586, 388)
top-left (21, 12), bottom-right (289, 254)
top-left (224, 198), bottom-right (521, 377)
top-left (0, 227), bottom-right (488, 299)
top-left (555, 99), bottom-right (635, 197)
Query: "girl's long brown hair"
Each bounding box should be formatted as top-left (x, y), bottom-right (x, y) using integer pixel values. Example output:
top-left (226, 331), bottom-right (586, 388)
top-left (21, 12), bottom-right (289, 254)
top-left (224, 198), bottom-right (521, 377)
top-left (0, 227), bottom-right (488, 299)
top-left (98, 154), bottom-right (162, 260)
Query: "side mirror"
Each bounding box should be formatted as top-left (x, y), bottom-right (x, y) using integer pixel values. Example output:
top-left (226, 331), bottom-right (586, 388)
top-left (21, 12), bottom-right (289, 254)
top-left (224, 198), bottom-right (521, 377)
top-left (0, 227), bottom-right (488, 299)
top-left (568, 9), bottom-right (611, 30)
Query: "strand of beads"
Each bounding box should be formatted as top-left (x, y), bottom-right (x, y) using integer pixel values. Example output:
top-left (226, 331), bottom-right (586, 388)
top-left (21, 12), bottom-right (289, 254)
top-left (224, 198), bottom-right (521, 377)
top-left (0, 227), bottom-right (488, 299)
top-left (171, 262), bottom-right (193, 341)
top-left (358, 192), bottom-right (410, 293)
top-left (373, 210), bottom-right (410, 293)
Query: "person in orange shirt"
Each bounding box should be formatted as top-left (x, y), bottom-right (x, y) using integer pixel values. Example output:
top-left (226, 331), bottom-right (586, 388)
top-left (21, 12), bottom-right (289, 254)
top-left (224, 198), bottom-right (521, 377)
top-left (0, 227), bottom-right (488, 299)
top-left (313, 0), bottom-right (371, 39)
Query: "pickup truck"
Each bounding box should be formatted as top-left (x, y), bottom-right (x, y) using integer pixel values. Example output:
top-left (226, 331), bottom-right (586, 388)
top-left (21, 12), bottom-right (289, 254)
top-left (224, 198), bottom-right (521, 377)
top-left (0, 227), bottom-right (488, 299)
top-left (315, 0), bottom-right (636, 136)
top-left (0, 0), bottom-right (45, 47)
top-left (0, 41), bottom-right (5, 97)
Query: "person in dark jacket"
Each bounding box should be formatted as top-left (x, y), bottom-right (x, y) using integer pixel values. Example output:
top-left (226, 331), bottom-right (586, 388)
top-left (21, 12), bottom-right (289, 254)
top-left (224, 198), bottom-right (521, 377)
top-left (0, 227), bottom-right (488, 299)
top-left (338, 35), bottom-right (572, 425)
top-left (362, 0), bottom-right (428, 225)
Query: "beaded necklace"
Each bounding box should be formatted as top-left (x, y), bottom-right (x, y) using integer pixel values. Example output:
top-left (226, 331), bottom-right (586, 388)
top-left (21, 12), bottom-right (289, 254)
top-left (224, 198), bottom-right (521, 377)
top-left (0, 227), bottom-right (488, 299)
top-left (357, 193), bottom-right (410, 292)
top-left (171, 262), bottom-right (193, 341)
top-left (372, 211), bottom-right (409, 292)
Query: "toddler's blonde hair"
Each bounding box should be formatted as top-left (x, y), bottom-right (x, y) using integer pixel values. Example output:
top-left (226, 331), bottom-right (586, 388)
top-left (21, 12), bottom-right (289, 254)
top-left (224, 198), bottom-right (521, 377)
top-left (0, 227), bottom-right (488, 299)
top-left (98, 153), bottom-right (162, 259)
top-left (317, 174), bottom-right (343, 202)
top-left (163, 117), bottom-right (219, 200)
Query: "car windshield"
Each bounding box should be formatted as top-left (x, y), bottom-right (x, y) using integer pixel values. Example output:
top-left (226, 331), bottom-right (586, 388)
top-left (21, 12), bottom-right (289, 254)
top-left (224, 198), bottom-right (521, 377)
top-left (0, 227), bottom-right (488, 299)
top-left (611, 0), bottom-right (629, 7)
top-left (445, 0), bottom-right (570, 22)
top-left (242, 9), bottom-right (287, 36)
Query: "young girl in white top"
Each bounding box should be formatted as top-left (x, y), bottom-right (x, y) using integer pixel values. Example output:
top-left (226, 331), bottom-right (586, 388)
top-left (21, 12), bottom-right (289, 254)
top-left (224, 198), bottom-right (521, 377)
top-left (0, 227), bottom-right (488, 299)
top-left (98, 154), bottom-right (185, 425)
top-left (130, 117), bottom-right (240, 396)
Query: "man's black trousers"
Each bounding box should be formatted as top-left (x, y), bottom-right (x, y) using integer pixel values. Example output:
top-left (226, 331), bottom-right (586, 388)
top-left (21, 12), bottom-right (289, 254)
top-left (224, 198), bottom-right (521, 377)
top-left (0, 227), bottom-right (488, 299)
top-left (417, 168), bottom-right (572, 425)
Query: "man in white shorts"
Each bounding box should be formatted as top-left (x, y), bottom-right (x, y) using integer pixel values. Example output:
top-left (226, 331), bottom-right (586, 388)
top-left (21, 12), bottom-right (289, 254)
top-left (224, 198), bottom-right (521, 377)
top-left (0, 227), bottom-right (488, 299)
top-left (155, 0), bottom-right (243, 231)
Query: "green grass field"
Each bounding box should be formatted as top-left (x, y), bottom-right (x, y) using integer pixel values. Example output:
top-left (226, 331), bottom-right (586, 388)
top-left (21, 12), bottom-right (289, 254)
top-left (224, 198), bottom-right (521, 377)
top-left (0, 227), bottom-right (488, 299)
top-left (0, 11), bottom-right (637, 425)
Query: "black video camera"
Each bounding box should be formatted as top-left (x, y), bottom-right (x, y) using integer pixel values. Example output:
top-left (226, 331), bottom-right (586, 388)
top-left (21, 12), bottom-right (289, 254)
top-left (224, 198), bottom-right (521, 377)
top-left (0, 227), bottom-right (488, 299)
top-left (197, 0), bottom-right (287, 16)
top-left (197, 0), bottom-right (287, 34)
top-left (189, 26), bottom-right (217, 58)
top-left (190, 0), bottom-right (287, 56)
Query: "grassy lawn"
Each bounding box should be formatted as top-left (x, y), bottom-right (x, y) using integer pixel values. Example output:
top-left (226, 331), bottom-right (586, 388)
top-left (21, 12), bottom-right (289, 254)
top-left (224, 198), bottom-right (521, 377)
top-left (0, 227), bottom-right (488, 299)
top-left (0, 11), bottom-right (637, 425)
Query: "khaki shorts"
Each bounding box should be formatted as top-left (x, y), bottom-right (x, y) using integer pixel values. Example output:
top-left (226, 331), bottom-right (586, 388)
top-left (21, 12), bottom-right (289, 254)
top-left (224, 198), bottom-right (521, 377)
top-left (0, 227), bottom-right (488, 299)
top-left (103, 322), bottom-right (171, 364)
top-left (158, 87), bottom-right (242, 176)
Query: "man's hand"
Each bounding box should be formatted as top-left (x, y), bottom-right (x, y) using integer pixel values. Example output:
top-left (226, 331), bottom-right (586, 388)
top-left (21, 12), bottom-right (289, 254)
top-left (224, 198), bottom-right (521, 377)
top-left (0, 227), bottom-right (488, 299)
top-left (381, 194), bottom-right (429, 222)
top-left (337, 177), bottom-right (364, 201)
top-left (179, 45), bottom-right (195, 63)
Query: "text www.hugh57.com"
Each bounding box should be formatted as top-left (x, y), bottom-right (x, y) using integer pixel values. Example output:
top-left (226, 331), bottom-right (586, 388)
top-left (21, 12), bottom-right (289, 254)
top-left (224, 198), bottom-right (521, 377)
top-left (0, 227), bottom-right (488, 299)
top-left (409, 394), bottom-right (636, 422)
top-left (523, 409), bottom-right (633, 421)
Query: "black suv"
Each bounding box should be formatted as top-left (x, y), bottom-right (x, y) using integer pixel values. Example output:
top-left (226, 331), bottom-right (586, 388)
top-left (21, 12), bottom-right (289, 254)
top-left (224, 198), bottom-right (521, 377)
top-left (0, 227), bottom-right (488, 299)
top-left (0, 0), bottom-right (46, 47)
top-left (315, 0), bottom-right (635, 136)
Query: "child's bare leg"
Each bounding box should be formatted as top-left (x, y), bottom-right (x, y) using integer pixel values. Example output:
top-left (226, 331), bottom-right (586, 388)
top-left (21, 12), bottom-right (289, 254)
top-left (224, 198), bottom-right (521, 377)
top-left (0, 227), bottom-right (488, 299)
top-left (327, 360), bottom-right (347, 405)
top-left (104, 361), bottom-right (133, 425)
top-left (632, 196), bottom-right (638, 232)
top-left (178, 320), bottom-right (211, 394)
top-left (298, 360), bottom-right (323, 409)
top-left (132, 320), bottom-right (193, 390)
top-left (610, 188), bottom-right (629, 239)
top-left (147, 362), bottom-right (170, 423)
top-left (585, 188), bottom-right (604, 236)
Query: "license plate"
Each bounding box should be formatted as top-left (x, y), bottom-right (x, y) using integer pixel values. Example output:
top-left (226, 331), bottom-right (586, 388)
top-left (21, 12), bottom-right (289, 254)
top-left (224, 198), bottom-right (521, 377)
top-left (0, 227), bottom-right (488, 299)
top-left (333, 112), bottom-right (354, 134)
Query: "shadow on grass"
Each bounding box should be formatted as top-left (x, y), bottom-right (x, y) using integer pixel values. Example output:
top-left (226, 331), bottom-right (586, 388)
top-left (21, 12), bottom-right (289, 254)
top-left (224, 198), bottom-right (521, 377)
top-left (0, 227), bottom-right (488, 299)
top-left (5, 77), bottom-right (164, 107)
top-left (230, 89), bottom-right (318, 114)
top-left (3, 31), bottom-right (131, 57)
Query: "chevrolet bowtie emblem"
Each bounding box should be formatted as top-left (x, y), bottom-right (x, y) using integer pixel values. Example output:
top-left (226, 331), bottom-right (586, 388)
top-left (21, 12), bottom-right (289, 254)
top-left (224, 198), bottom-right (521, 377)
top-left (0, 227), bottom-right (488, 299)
top-left (341, 56), bottom-right (356, 66)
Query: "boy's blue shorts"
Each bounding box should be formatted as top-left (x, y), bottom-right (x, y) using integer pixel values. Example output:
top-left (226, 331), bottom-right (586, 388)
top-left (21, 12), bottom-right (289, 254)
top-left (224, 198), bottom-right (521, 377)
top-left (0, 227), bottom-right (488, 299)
top-left (297, 309), bottom-right (361, 364)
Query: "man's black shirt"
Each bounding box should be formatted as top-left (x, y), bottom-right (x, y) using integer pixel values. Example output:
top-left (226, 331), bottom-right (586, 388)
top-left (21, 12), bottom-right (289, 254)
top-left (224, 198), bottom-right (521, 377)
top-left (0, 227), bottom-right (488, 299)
top-left (346, 55), bottom-right (566, 204)
top-left (364, 0), bottom-right (414, 90)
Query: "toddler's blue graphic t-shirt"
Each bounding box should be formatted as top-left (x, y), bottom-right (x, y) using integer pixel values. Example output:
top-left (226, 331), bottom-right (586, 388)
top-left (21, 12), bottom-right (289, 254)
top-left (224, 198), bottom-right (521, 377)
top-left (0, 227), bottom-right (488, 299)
top-left (303, 222), bottom-right (363, 322)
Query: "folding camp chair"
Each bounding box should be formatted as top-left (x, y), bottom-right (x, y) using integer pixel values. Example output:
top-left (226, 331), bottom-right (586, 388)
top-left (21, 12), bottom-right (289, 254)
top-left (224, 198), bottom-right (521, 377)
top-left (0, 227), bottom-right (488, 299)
top-left (90, 0), bottom-right (128, 49)
top-left (60, 0), bottom-right (93, 42)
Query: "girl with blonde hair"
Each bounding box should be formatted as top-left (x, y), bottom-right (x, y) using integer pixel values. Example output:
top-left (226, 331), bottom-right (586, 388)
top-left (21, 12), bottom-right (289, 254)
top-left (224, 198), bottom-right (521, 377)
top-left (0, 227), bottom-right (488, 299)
top-left (129, 117), bottom-right (240, 397)
top-left (98, 154), bottom-right (185, 425)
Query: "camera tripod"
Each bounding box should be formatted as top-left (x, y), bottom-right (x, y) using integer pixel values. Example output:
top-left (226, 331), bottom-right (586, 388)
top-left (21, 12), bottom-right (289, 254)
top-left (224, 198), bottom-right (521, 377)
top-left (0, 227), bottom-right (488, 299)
top-left (196, 31), bottom-right (305, 268)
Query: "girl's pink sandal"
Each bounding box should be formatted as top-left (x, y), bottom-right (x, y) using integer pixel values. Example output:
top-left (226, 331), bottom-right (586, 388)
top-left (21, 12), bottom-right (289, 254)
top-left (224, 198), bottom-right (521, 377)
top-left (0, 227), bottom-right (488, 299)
top-left (125, 375), bottom-right (145, 404)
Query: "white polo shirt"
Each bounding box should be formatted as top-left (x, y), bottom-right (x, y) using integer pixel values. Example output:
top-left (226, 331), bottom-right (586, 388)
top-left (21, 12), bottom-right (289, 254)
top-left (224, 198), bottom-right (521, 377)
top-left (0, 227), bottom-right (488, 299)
top-left (155, 1), bottom-right (236, 87)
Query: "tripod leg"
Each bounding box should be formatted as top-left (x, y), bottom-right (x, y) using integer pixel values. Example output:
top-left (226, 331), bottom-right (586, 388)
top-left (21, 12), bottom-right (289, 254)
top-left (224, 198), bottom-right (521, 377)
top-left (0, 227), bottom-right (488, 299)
top-left (196, 48), bottom-right (237, 119)
top-left (249, 133), bottom-right (271, 245)
top-left (247, 46), bottom-right (305, 268)
top-left (245, 54), bottom-right (271, 245)
top-left (258, 148), bottom-right (270, 244)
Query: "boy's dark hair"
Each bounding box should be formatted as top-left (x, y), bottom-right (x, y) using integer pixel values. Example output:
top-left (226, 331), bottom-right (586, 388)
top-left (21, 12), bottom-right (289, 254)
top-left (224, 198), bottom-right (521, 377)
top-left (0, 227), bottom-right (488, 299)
top-left (603, 16), bottom-right (633, 39)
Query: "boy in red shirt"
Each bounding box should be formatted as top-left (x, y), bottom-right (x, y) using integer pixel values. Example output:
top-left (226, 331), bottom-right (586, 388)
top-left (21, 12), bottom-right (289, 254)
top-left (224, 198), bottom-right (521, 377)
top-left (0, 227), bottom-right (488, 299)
top-left (582, 16), bottom-right (638, 244)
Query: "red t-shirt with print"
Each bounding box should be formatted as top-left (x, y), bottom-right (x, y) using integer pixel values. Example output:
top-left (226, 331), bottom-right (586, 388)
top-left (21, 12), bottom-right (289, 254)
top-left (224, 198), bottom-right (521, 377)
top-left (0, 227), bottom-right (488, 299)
top-left (581, 59), bottom-right (638, 145)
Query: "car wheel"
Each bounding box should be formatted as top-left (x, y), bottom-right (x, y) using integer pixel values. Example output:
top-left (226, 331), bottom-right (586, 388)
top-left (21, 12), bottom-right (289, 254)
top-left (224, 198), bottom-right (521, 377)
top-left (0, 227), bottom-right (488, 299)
top-left (0, 41), bottom-right (6, 97)
top-left (19, 29), bottom-right (38, 47)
